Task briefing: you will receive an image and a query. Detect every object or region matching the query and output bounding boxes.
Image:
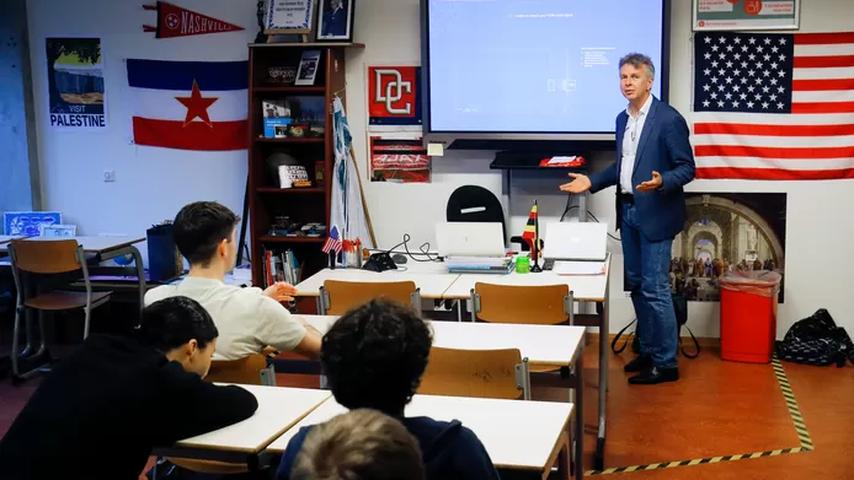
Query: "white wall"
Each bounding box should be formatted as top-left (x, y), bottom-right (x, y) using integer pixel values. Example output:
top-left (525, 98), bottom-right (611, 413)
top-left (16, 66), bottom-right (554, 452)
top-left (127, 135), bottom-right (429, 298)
top-left (28, 0), bottom-right (854, 337)
top-left (345, 0), bottom-right (854, 338)
top-left (27, 0), bottom-right (255, 259)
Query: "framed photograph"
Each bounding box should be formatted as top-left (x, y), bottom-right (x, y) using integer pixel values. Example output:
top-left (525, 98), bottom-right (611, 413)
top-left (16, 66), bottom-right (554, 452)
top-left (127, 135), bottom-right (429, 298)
top-left (264, 0), bottom-right (314, 34)
top-left (295, 50), bottom-right (321, 86)
top-left (316, 0), bottom-right (355, 42)
top-left (40, 224), bottom-right (77, 238)
top-left (693, 0), bottom-right (799, 31)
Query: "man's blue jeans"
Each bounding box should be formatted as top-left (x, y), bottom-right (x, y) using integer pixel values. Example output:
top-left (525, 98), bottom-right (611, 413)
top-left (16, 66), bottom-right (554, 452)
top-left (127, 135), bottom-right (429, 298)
top-left (620, 201), bottom-right (678, 369)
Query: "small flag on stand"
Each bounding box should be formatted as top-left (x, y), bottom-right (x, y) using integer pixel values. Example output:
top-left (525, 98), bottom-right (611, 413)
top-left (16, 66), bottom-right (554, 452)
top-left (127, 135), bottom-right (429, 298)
top-left (322, 225), bottom-right (343, 254)
top-left (322, 225), bottom-right (343, 269)
top-left (521, 200), bottom-right (542, 272)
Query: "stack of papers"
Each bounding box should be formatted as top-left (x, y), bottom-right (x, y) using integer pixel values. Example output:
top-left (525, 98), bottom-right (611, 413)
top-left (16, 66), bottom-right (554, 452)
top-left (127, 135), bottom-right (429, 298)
top-left (553, 260), bottom-right (606, 275)
top-left (445, 256), bottom-right (513, 274)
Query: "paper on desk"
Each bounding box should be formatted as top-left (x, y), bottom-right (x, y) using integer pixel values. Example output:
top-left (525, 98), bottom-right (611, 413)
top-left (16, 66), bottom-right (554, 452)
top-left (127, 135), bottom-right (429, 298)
top-left (553, 260), bottom-right (606, 275)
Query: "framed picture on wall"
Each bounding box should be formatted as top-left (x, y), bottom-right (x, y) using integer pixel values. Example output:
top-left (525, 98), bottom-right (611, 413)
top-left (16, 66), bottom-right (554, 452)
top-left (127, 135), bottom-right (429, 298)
top-left (316, 0), bottom-right (355, 42)
top-left (264, 0), bottom-right (315, 34)
top-left (693, 0), bottom-right (800, 31)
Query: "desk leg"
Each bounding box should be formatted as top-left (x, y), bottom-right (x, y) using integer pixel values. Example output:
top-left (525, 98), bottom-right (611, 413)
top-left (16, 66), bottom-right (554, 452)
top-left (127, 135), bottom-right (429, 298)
top-left (456, 299), bottom-right (463, 322)
top-left (130, 246), bottom-right (145, 318)
top-left (594, 297), bottom-right (609, 472)
top-left (98, 245), bottom-right (146, 321)
top-left (574, 352), bottom-right (584, 480)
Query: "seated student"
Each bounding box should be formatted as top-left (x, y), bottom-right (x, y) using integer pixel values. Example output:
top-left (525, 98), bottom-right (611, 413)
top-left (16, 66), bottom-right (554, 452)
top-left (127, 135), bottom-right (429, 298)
top-left (277, 299), bottom-right (500, 480)
top-left (0, 296), bottom-right (258, 480)
top-left (291, 408), bottom-right (425, 480)
top-left (145, 201), bottom-right (321, 359)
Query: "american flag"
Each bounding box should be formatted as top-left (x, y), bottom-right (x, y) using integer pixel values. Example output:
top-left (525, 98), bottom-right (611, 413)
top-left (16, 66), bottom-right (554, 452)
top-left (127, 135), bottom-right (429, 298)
top-left (321, 225), bottom-right (343, 254)
top-left (693, 31), bottom-right (854, 180)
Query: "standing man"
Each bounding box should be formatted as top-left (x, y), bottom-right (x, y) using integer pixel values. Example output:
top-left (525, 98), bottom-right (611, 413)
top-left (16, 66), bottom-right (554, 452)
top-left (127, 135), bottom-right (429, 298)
top-left (560, 53), bottom-right (695, 384)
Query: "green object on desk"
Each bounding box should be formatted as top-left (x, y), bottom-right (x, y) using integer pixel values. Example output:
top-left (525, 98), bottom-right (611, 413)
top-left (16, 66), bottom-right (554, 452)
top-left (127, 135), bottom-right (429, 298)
top-left (515, 256), bottom-right (530, 274)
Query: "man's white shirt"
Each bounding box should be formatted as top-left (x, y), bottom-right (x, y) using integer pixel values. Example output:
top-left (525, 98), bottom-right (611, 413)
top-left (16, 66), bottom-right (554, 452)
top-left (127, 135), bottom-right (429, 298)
top-left (620, 94), bottom-right (653, 194)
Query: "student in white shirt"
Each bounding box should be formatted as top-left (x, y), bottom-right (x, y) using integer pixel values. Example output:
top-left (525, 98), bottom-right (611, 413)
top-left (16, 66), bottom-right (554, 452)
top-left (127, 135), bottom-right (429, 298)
top-left (145, 201), bottom-right (321, 359)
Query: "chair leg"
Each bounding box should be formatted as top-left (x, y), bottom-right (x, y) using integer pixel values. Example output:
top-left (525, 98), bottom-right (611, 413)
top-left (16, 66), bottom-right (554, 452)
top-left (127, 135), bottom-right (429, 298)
top-left (11, 306), bottom-right (23, 377)
top-left (33, 311), bottom-right (47, 358)
top-left (83, 305), bottom-right (91, 339)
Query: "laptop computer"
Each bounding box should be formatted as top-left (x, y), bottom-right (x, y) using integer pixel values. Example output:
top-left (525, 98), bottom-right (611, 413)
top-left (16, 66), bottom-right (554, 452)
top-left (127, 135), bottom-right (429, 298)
top-left (436, 222), bottom-right (506, 258)
top-left (543, 222), bottom-right (608, 263)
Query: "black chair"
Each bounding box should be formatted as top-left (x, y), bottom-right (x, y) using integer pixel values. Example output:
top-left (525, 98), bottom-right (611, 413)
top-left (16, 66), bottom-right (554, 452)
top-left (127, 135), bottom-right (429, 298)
top-left (446, 185), bottom-right (531, 251)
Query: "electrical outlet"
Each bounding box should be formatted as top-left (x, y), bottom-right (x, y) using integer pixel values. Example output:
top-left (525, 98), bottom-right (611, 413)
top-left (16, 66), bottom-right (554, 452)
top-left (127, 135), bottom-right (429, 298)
top-left (103, 170), bottom-right (116, 182)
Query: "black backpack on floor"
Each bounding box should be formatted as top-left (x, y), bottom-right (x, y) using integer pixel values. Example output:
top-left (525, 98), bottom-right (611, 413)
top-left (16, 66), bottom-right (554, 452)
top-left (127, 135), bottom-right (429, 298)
top-left (776, 309), bottom-right (854, 367)
top-left (611, 293), bottom-right (700, 358)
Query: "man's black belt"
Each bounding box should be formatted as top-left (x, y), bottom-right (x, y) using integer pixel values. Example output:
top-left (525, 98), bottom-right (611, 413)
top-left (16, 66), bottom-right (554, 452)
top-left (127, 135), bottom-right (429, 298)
top-left (620, 193), bottom-right (634, 204)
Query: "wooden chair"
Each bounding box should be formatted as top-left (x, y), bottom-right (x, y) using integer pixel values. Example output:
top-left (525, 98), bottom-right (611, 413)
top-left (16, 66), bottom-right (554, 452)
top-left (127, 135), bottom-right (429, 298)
top-left (206, 352), bottom-right (276, 386)
top-left (471, 282), bottom-right (574, 374)
top-left (418, 346), bottom-right (530, 400)
top-left (8, 239), bottom-right (111, 381)
top-left (471, 282), bottom-right (574, 325)
top-left (319, 279), bottom-right (420, 315)
top-left (166, 353), bottom-right (275, 475)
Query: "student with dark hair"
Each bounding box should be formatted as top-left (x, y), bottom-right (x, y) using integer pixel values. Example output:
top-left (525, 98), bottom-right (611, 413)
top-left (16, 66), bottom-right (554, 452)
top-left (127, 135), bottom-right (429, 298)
top-left (0, 296), bottom-right (258, 480)
top-left (276, 299), bottom-right (499, 480)
top-left (291, 409), bottom-right (425, 480)
top-left (145, 201), bottom-right (321, 359)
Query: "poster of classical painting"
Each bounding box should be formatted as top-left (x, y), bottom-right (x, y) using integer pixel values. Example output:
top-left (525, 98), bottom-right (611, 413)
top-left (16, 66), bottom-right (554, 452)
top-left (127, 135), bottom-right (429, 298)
top-left (46, 37), bottom-right (106, 129)
top-left (671, 193), bottom-right (786, 302)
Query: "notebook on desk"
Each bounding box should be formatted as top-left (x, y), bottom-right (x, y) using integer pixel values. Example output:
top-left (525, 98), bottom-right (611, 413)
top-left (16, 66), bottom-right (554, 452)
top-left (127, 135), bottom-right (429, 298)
top-left (436, 222), bottom-right (511, 274)
top-left (542, 222), bottom-right (608, 273)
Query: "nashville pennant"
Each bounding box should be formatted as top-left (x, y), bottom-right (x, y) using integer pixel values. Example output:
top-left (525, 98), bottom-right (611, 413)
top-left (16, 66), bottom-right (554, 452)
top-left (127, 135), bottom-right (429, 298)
top-left (142, 1), bottom-right (244, 39)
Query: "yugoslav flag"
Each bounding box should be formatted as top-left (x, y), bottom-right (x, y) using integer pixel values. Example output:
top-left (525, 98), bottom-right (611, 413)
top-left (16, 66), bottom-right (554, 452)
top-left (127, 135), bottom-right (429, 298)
top-left (127, 59), bottom-right (247, 150)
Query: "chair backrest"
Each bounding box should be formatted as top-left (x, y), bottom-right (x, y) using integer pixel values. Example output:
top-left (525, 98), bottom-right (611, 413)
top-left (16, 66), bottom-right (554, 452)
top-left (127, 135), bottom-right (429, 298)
top-left (446, 185), bottom-right (506, 240)
top-left (472, 282), bottom-right (572, 325)
top-left (9, 239), bottom-right (82, 274)
top-left (418, 346), bottom-right (529, 400)
top-left (321, 280), bottom-right (419, 315)
top-left (205, 353), bottom-right (273, 385)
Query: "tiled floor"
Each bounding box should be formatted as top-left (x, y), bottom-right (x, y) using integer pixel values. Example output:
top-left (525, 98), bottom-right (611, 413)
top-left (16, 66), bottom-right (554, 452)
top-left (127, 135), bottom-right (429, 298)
top-left (1, 339), bottom-right (852, 479)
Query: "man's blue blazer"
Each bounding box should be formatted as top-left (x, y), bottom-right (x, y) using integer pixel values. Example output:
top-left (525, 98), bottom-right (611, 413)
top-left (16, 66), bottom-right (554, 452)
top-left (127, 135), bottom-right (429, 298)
top-left (589, 97), bottom-right (696, 242)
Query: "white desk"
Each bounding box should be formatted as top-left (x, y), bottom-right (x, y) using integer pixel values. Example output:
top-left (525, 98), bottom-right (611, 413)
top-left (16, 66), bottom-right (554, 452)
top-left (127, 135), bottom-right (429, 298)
top-left (295, 261), bottom-right (458, 299)
top-left (155, 385), bottom-right (331, 467)
top-left (301, 315), bottom-right (584, 369)
top-left (269, 394), bottom-right (573, 479)
top-left (1, 235), bottom-right (146, 310)
top-left (443, 265), bottom-right (609, 302)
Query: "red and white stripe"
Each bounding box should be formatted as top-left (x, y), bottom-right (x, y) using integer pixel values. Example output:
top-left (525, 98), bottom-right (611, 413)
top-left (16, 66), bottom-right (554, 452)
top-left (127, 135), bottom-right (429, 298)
top-left (694, 32), bottom-right (854, 180)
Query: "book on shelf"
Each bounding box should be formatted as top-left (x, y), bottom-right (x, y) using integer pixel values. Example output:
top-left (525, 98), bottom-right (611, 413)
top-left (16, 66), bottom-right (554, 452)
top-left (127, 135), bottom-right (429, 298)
top-left (262, 248), bottom-right (303, 287)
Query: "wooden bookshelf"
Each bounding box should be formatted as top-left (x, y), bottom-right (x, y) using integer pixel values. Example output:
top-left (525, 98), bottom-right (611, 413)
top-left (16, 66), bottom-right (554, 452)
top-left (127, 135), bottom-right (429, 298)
top-left (248, 44), bottom-right (351, 287)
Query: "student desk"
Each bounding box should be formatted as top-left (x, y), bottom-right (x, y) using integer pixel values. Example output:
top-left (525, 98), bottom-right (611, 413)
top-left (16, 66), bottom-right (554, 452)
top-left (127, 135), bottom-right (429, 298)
top-left (0, 235), bottom-right (146, 312)
top-left (294, 260), bottom-right (459, 300)
top-left (293, 254), bottom-right (610, 470)
top-left (269, 394), bottom-right (575, 480)
top-left (154, 385), bottom-right (331, 469)
top-left (299, 315), bottom-right (585, 478)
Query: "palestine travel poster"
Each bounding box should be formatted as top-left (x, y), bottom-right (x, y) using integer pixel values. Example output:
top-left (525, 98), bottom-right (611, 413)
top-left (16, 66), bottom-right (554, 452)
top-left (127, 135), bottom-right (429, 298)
top-left (46, 37), bottom-right (107, 129)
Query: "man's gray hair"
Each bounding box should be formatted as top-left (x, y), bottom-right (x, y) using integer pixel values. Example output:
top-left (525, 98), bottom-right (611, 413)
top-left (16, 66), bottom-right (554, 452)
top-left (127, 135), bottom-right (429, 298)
top-left (619, 53), bottom-right (655, 80)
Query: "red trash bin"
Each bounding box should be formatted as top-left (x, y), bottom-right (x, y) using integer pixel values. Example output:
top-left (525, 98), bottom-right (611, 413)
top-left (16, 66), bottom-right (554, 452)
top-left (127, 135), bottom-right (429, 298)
top-left (719, 271), bottom-right (782, 363)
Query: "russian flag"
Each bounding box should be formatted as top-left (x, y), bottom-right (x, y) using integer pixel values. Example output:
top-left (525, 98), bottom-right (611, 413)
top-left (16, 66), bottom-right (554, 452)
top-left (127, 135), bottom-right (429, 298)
top-left (127, 59), bottom-right (247, 151)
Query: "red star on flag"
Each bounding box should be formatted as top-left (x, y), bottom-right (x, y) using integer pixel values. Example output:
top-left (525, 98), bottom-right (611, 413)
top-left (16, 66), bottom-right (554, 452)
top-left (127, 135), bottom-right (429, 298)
top-left (175, 79), bottom-right (218, 127)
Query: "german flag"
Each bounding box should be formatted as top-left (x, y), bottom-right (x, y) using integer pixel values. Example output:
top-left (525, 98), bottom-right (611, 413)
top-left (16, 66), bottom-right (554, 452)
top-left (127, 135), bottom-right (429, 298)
top-left (521, 200), bottom-right (538, 251)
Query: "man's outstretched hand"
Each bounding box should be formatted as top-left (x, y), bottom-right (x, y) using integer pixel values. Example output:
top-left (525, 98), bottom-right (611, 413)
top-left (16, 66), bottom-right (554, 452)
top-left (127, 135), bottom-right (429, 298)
top-left (559, 173), bottom-right (592, 194)
top-left (636, 170), bottom-right (663, 192)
